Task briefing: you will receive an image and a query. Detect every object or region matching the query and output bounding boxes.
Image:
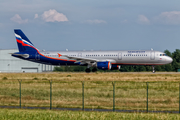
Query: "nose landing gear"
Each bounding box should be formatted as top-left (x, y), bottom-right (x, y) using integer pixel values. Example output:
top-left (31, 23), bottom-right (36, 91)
top-left (152, 66), bottom-right (155, 73)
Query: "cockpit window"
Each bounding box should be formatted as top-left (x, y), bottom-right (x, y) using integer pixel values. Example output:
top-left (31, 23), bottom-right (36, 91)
top-left (160, 54), bottom-right (167, 56)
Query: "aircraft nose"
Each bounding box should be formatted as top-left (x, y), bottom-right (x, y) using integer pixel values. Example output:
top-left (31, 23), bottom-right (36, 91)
top-left (167, 57), bottom-right (173, 63)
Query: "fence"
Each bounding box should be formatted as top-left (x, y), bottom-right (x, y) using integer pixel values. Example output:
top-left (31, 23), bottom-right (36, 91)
top-left (0, 80), bottom-right (179, 113)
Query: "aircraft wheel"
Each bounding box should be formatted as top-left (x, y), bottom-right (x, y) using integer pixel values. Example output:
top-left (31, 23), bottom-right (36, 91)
top-left (85, 68), bottom-right (91, 73)
top-left (92, 68), bottom-right (97, 72)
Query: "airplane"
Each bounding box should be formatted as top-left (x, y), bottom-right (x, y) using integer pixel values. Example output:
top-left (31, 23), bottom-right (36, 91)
top-left (12, 29), bottom-right (173, 73)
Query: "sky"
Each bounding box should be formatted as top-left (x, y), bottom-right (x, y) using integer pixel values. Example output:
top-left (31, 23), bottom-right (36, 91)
top-left (1, 0), bottom-right (180, 52)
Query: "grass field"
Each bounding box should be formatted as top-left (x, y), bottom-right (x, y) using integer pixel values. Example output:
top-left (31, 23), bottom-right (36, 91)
top-left (0, 72), bottom-right (180, 112)
top-left (0, 108), bottom-right (179, 120)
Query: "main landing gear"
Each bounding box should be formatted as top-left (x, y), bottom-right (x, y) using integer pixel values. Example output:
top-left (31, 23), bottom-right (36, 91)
top-left (85, 68), bottom-right (91, 73)
top-left (85, 68), bottom-right (97, 73)
top-left (152, 66), bottom-right (155, 73)
top-left (92, 68), bottom-right (97, 72)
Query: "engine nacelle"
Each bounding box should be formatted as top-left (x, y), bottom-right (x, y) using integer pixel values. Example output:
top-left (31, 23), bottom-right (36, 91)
top-left (97, 61), bottom-right (111, 70)
top-left (111, 65), bottom-right (121, 70)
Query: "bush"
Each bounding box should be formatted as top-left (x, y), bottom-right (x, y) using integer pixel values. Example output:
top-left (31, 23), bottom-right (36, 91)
top-left (2, 77), bottom-right (8, 80)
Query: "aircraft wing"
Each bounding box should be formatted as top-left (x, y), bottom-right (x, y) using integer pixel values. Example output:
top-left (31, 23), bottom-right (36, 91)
top-left (61, 54), bottom-right (116, 65)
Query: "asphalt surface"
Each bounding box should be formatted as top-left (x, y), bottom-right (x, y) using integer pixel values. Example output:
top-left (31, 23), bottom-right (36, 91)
top-left (0, 106), bottom-right (179, 114)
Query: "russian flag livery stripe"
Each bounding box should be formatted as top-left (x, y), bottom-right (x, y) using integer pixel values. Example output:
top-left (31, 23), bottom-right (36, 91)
top-left (15, 33), bottom-right (34, 47)
top-left (14, 29), bottom-right (37, 52)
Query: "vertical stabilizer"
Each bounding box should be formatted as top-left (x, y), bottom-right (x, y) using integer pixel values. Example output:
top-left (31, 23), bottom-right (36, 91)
top-left (14, 29), bottom-right (37, 52)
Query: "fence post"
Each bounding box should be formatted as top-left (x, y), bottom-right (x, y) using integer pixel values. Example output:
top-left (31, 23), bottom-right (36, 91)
top-left (82, 81), bottom-right (84, 111)
top-left (18, 80), bottom-right (22, 109)
top-left (146, 82), bottom-right (148, 113)
top-left (50, 80), bottom-right (52, 110)
top-left (113, 81), bottom-right (116, 112)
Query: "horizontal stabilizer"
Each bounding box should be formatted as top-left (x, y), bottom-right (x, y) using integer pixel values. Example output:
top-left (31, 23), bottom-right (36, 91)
top-left (10, 53), bottom-right (29, 58)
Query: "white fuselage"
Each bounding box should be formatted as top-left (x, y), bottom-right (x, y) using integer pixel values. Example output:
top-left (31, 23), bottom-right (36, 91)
top-left (39, 50), bottom-right (172, 65)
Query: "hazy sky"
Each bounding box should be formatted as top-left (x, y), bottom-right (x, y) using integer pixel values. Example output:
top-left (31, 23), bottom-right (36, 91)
top-left (1, 0), bottom-right (180, 52)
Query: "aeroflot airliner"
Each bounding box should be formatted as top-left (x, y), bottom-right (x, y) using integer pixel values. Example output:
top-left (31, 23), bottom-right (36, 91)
top-left (12, 29), bottom-right (173, 73)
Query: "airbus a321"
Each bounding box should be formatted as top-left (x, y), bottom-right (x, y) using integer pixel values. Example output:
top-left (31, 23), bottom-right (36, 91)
top-left (12, 29), bottom-right (173, 73)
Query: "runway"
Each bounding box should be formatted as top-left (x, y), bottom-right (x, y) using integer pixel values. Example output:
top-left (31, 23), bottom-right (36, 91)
top-left (0, 106), bottom-right (179, 114)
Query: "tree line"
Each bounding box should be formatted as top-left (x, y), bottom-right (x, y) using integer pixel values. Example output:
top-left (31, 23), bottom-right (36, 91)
top-left (53, 49), bottom-right (180, 72)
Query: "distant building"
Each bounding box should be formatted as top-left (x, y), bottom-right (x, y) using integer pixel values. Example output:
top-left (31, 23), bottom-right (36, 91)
top-left (0, 49), bottom-right (55, 73)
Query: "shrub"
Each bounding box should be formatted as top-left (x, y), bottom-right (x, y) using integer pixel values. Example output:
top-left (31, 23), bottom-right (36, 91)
top-left (67, 75), bottom-right (71, 77)
top-left (2, 77), bottom-right (8, 80)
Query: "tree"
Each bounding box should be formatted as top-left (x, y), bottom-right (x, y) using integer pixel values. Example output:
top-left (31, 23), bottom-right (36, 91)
top-left (172, 49), bottom-right (180, 71)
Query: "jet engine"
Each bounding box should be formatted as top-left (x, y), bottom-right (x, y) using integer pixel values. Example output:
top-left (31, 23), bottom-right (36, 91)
top-left (111, 65), bottom-right (121, 70)
top-left (96, 61), bottom-right (111, 70)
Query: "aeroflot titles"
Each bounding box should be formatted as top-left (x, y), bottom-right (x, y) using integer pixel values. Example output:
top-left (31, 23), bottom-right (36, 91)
top-left (128, 51), bottom-right (145, 53)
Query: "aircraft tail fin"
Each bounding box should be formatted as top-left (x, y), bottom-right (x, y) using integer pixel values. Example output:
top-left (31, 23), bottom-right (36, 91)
top-left (14, 29), bottom-right (38, 52)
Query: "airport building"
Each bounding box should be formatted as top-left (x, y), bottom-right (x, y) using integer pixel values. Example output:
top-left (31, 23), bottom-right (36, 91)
top-left (0, 49), bottom-right (55, 73)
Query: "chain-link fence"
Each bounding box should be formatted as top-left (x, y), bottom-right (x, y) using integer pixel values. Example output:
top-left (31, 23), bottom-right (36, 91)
top-left (0, 80), bottom-right (179, 113)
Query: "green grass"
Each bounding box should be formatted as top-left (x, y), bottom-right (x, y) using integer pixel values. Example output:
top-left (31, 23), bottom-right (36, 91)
top-left (0, 108), bottom-right (179, 120)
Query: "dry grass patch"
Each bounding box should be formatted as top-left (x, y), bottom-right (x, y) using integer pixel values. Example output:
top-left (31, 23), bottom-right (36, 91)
top-left (0, 72), bottom-right (180, 82)
top-left (0, 72), bottom-right (180, 111)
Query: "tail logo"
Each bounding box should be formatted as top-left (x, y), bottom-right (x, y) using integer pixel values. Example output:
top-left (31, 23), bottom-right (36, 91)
top-left (15, 33), bottom-right (34, 47)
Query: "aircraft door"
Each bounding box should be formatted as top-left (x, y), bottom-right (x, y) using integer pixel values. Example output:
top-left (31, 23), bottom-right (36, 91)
top-left (78, 53), bottom-right (82, 57)
top-left (118, 53), bottom-right (122, 60)
top-left (35, 52), bottom-right (40, 60)
top-left (150, 51), bottom-right (155, 60)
